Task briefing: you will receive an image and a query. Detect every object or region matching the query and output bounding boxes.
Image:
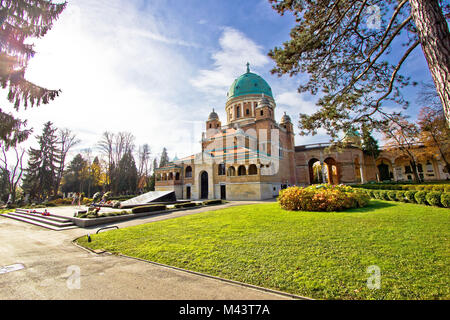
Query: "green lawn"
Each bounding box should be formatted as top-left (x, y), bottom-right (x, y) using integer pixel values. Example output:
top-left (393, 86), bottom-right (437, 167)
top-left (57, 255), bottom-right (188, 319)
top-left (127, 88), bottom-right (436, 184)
top-left (77, 200), bottom-right (449, 300)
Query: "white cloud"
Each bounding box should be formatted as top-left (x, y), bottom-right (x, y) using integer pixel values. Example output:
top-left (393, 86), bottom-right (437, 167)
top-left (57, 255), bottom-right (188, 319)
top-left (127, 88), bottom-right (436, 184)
top-left (191, 27), bottom-right (271, 97)
top-left (275, 91), bottom-right (318, 116)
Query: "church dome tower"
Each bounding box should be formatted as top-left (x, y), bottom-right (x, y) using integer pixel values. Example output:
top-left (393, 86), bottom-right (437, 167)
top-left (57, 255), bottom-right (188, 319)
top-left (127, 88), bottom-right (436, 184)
top-left (225, 63), bottom-right (275, 125)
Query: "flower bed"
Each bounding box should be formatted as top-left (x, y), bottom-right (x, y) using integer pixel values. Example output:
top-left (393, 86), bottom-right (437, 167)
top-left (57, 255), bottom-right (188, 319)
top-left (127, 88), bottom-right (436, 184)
top-left (278, 184), bottom-right (370, 212)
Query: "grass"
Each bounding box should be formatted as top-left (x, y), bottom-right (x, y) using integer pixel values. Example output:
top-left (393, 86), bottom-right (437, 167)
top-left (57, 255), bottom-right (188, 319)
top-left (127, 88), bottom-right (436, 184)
top-left (76, 200), bottom-right (450, 300)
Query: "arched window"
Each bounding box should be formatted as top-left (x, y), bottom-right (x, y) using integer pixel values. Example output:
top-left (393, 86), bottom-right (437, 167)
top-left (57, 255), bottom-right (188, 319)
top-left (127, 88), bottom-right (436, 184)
top-left (218, 163), bottom-right (225, 176)
top-left (227, 166), bottom-right (236, 176)
top-left (236, 106), bottom-right (241, 118)
top-left (175, 172), bottom-right (180, 180)
top-left (238, 165), bottom-right (246, 176)
top-left (185, 166), bottom-right (192, 178)
top-left (248, 164), bottom-right (258, 175)
top-left (162, 173), bottom-right (167, 181)
top-left (168, 172), bottom-right (173, 180)
top-left (260, 110), bottom-right (264, 116)
top-left (246, 108), bottom-right (250, 115)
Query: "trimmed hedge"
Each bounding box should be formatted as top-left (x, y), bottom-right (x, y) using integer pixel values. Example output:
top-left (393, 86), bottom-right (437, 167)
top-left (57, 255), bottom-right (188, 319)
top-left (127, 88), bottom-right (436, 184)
top-left (360, 187), bottom-right (450, 207)
top-left (426, 192), bottom-right (443, 207)
top-left (396, 191), bottom-right (406, 202)
top-left (414, 191), bottom-right (428, 205)
top-left (203, 199), bottom-right (223, 205)
top-left (405, 191), bottom-right (418, 203)
top-left (441, 193), bottom-right (450, 208)
top-left (353, 183), bottom-right (450, 192)
top-left (131, 205), bottom-right (166, 214)
top-left (174, 202), bottom-right (197, 208)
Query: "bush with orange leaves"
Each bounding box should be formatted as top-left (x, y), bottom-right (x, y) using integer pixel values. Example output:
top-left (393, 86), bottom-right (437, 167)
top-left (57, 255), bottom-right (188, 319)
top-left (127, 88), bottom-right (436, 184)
top-left (278, 184), bottom-right (370, 212)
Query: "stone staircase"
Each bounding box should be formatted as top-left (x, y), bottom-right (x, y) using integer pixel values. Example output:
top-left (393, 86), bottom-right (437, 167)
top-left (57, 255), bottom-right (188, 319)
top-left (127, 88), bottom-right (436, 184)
top-left (1, 209), bottom-right (77, 231)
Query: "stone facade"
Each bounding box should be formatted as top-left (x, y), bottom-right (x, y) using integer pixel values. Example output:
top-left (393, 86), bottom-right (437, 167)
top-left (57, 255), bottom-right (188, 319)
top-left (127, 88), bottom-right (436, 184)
top-left (155, 66), bottom-right (449, 200)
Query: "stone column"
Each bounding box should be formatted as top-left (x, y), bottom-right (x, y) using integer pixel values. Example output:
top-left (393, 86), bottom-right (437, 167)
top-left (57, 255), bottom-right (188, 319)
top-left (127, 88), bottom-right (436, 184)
top-left (320, 151), bottom-right (326, 184)
top-left (359, 154), bottom-right (365, 183)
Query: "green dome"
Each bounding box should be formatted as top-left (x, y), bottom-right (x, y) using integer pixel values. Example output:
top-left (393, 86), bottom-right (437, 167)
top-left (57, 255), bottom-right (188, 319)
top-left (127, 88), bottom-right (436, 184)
top-left (227, 64), bottom-right (273, 99)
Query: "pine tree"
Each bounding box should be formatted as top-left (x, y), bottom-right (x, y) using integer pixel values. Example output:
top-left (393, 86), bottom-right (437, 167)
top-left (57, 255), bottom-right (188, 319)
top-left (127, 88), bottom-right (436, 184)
top-left (22, 121), bottom-right (61, 200)
top-left (117, 150), bottom-right (138, 194)
top-left (361, 124), bottom-right (381, 181)
top-left (0, 0), bottom-right (66, 148)
top-left (61, 153), bottom-right (87, 194)
top-left (269, 0), bottom-right (450, 135)
top-left (159, 148), bottom-right (169, 168)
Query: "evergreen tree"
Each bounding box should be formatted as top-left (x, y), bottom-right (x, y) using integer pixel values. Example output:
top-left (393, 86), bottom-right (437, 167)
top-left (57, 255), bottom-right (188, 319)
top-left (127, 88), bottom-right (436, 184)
top-left (0, 168), bottom-right (8, 202)
top-left (0, 0), bottom-right (66, 148)
top-left (22, 121), bottom-right (60, 200)
top-left (268, 0), bottom-right (450, 135)
top-left (61, 153), bottom-right (88, 194)
top-left (117, 150), bottom-right (138, 194)
top-left (159, 148), bottom-right (169, 168)
top-left (361, 124), bottom-right (381, 181)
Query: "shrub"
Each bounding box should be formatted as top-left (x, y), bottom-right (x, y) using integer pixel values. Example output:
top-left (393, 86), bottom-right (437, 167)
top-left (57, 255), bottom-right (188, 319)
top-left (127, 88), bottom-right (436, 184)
top-left (440, 193), bottom-right (450, 208)
top-left (396, 191), bottom-right (406, 202)
top-left (379, 190), bottom-right (390, 201)
top-left (203, 199), bottom-right (223, 205)
top-left (366, 190), bottom-right (375, 198)
top-left (387, 191), bottom-right (397, 201)
top-left (131, 205), bottom-right (166, 214)
top-left (372, 190), bottom-right (381, 199)
top-left (414, 191), bottom-right (428, 205)
top-left (426, 192), bottom-right (442, 206)
top-left (278, 184), bottom-right (369, 212)
top-left (174, 202), bottom-right (197, 208)
top-left (405, 191), bottom-right (418, 203)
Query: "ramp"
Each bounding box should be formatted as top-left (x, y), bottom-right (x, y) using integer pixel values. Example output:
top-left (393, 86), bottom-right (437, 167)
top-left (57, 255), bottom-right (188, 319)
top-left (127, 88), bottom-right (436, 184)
top-left (120, 190), bottom-right (176, 208)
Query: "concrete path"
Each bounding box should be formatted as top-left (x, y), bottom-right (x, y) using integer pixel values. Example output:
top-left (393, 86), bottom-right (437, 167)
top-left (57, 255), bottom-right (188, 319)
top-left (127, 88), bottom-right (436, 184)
top-left (0, 200), bottom-right (291, 300)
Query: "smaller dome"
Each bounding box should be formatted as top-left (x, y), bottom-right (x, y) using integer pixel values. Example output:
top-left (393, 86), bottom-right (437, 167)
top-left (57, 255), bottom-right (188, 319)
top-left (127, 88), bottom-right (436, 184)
top-left (281, 112), bottom-right (291, 124)
top-left (208, 108), bottom-right (219, 121)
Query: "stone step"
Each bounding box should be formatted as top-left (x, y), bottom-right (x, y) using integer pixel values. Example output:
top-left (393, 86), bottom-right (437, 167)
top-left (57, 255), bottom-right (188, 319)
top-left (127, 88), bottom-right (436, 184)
top-left (15, 209), bottom-right (72, 223)
top-left (8, 212), bottom-right (75, 228)
top-left (1, 213), bottom-right (77, 231)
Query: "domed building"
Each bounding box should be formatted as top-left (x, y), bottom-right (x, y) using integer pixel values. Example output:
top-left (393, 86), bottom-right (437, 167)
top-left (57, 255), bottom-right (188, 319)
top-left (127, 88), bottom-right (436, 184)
top-left (155, 64), bottom-right (450, 200)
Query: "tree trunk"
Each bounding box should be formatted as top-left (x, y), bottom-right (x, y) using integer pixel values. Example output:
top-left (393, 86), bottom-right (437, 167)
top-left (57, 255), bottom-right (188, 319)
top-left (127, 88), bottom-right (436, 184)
top-left (409, 0), bottom-right (450, 125)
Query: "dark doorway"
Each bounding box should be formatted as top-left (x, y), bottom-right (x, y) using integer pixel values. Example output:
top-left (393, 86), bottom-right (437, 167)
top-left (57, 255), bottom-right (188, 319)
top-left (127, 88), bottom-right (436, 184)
top-left (308, 158), bottom-right (322, 184)
top-left (186, 186), bottom-right (191, 199)
top-left (378, 163), bottom-right (390, 181)
top-left (220, 185), bottom-right (226, 200)
top-left (200, 171), bottom-right (208, 199)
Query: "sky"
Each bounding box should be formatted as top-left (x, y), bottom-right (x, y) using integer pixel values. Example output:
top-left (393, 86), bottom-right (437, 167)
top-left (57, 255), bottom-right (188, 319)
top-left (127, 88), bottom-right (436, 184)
top-left (2, 0), bottom-right (436, 164)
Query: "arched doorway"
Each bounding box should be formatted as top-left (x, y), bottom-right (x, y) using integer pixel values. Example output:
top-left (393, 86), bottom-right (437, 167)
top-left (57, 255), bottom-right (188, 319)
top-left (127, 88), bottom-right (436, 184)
top-left (376, 158), bottom-right (393, 181)
top-left (200, 171), bottom-right (208, 199)
top-left (308, 158), bottom-right (322, 184)
top-left (324, 157), bottom-right (339, 185)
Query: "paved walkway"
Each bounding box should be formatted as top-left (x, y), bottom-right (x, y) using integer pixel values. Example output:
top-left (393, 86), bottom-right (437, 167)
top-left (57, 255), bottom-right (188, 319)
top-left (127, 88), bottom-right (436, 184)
top-left (0, 200), bottom-right (291, 300)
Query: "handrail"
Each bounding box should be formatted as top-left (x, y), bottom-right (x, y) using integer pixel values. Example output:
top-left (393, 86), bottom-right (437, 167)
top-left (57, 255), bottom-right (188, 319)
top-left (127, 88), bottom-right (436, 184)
top-left (96, 226), bottom-right (119, 234)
